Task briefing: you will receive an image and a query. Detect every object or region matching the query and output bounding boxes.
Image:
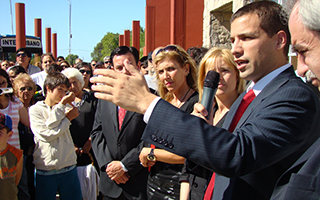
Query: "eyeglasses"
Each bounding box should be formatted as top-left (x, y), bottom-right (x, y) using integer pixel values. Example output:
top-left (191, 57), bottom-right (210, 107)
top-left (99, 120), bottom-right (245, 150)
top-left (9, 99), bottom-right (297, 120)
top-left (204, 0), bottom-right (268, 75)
top-left (92, 64), bottom-right (96, 66)
top-left (104, 61), bottom-right (111, 64)
top-left (79, 69), bottom-right (91, 75)
top-left (17, 53), bottom-right (26, 57)
top-left (19, 86), bottom-right (33, 92)
top-left (156, 45), bottom-right (186, 60)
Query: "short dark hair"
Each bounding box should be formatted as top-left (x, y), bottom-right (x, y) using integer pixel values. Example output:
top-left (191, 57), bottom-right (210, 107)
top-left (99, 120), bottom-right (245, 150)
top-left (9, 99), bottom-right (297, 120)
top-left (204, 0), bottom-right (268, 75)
top-left (47, 64), bottom-right (63, 73)
top-left (0, 69), bottom-right (14, 101)
top-left (110, 46), bottom-right (139, 66)
top-left (231, 1), bottom-right (290, 57)
top-left (16, 48), bottom-right (31, 58)
top-left (43, 72), bottom-right (70, 96)
top-left (57, 56), bottom-right (64, 61)
top-left (140, 56), bottom-right (148, 68)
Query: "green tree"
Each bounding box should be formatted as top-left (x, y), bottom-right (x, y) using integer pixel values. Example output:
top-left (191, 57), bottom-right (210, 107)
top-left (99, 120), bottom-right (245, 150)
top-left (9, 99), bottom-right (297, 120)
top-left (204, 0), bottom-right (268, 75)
top-left (66, 54), bottom-right (79, 65)
top-left (91, 32), bottom-right (119, 61)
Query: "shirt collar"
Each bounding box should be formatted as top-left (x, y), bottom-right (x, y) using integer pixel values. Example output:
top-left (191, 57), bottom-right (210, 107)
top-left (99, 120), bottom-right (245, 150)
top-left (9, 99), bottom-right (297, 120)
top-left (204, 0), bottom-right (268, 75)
top-left (247, 63), bottom-right (291, 96)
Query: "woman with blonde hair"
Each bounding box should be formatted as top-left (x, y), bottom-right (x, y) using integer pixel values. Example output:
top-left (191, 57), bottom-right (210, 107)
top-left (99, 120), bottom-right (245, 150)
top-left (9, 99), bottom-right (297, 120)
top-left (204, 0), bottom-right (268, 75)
top-left (139, 44), bottom-right (199, 199)
top-left (180, 47), bottom-right (246, 200)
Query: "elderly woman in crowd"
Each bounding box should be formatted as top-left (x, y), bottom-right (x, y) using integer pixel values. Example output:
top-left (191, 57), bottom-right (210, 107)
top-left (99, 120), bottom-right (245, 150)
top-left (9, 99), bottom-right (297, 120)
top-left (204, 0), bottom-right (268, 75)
top-left (180, 47), bottom-right (246, 200)
top-left (61, 68), bottom-right (99, 200)
top-left (74, 62), bottom-right (93, 91)
top-left (139, 44), bottom-right (199, 199)
top-left (13, 73), bottom-right (37, 199)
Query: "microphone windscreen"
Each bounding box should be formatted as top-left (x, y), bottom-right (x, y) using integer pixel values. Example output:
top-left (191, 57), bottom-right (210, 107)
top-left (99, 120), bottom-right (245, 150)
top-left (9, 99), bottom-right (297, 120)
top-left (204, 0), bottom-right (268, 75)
top-left (203, 70), bottom-right (220, 89)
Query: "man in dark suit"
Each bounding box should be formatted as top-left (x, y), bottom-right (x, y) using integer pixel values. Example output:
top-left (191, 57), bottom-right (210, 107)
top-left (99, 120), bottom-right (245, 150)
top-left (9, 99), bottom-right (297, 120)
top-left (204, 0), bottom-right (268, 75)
top-left (91, 46), bottom-right (148, 200)
top-left (271, 0), bottom-right (320, 199)
top-left (90, 1), bottom-right (320, 200)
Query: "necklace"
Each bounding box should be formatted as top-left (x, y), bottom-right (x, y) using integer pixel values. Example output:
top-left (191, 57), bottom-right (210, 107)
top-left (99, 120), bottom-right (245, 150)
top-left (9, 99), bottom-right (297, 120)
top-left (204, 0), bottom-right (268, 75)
top-left (177, 87), bottom-right (191, 108)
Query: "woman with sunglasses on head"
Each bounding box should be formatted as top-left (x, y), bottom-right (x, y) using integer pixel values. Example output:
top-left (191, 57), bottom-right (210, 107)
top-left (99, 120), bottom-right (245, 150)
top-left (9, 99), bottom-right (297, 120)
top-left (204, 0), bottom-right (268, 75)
top-left (179, 47), bottom-right (246, 200)
top-left (139, 44), bottom-right (199, 199)
top-left (13, 73), bottom-right (37, 199)
top-left (75, 62), bottom-right (93, 92)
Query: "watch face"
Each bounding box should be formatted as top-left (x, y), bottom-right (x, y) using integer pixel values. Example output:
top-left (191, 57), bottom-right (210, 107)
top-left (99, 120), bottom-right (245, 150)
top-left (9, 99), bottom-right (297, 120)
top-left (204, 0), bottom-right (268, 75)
top-left (147, 154), bottom-right (156, 161)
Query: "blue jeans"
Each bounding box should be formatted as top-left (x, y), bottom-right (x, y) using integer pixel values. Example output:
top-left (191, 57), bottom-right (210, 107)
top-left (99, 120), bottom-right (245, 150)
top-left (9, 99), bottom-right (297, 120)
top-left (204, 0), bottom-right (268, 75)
top-left (35, 166), bottom-right (82, 200)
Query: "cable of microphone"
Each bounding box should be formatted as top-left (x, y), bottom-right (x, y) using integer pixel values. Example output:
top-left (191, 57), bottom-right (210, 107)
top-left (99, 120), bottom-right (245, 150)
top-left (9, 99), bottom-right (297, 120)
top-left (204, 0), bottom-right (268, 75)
top-left (200, 70), bottom-right (220, 119)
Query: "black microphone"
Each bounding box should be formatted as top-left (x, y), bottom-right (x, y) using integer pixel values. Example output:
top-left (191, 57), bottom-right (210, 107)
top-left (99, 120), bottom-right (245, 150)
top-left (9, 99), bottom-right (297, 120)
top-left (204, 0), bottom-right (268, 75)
top-left (200, 70), bottom-right (220, 119)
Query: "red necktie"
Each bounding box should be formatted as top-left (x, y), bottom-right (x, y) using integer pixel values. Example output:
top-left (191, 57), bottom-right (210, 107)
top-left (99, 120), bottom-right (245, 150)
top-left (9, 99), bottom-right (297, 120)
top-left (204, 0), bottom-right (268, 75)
top-left (228, 89), bottom-right (256, 133)
top-left (118, 107), bottom-right (126, 130)
top-left (203, 89), bottom-right (256, 200)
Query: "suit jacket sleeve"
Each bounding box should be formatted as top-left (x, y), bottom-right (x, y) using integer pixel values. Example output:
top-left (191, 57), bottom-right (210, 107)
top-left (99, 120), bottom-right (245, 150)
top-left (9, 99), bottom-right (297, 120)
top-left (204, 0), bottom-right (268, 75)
top-left (90, 100), bottom-right (113, 171)
top-left (141, 79), bottom-right (320, 178)
top-left (121, 141), bottom-right (145, 177)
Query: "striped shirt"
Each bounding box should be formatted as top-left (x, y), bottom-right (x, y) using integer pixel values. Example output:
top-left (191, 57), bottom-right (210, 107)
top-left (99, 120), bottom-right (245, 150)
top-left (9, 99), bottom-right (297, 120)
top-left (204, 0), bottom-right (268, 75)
top-left (0, 97), bottom-right (23, 149)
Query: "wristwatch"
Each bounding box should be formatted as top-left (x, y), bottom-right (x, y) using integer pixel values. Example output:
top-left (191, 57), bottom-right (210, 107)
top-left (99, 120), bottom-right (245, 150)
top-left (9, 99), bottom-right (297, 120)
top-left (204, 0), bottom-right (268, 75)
top-left (147, 148), bottom-right (156, 161)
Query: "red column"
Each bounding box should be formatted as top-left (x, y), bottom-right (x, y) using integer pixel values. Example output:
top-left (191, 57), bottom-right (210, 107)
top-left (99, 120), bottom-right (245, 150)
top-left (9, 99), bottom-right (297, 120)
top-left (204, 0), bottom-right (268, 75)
top-left (34, 18), bottom-right (42, 61)
top-left (132, 21), bottom-right (140, 54)
top-left (34, 18), bottom-right (42, 38)
top-left (15, 3), bottom-right (26, 50)
top-left (145, 5), bottom-right (155, 55)
top-left (45, 28), bottom-right (51, 53)
top-left (124, 30), bottom-right (130, 47)
top-left (170, 0), bottom-right (186, 48)
top-left (119, 35), bottom-right (124, 46)
top-left (52, 33), bottom-right (57, 60)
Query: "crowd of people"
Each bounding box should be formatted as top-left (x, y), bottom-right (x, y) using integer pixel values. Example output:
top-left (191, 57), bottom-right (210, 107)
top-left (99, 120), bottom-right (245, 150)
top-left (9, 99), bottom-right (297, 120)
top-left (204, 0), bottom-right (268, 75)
top-left (1, 0), bottom-right (320, 200)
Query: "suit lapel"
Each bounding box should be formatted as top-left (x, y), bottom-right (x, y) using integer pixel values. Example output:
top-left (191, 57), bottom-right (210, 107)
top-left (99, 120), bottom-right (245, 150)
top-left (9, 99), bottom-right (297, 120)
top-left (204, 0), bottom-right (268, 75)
top-left (224, 66), bottom-right (294, 132)
top-left (107, 102), bottom-right (118, 130)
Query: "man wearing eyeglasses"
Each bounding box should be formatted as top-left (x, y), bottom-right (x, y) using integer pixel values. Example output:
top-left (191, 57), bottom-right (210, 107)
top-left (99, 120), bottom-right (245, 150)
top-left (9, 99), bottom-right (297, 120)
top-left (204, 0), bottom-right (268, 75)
top-left (104, 56), bottom-right (111, 69)
top-left (90, 60), bottom-right (97, 70)
top-left (15, 48), bottom-right (41, 75)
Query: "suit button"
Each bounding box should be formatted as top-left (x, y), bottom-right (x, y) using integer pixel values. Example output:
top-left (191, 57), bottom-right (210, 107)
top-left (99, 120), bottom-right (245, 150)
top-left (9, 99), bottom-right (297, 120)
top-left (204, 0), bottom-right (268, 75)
top-left (158, 137), bottom-right (163, 144)
top-left (152, 135), bottom-right (157, 142)
top-left (117, 142), bottom-right (121, 146)
top-left (193, 183), bottom-right (198, 188)
top-left (168, 143), bottom-right (174, 149)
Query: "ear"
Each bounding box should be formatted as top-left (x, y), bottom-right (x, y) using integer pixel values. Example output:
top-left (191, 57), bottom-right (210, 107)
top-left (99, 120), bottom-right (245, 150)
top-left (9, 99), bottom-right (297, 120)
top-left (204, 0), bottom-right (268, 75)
top-left (137, 61), bottom-right (141, 71)
top-left (7, 130), bottom-right (13, 139)
top-left (275, 30), bottom-right (287, 51)
top-left (184, 63), bottom-right (190, 76)
top-left (45, 85), bottom-right (52, 93)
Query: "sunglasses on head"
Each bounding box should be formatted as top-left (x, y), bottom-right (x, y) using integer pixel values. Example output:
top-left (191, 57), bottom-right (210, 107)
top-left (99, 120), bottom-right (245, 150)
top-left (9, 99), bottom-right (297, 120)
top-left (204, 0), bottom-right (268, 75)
top-left (156, 45), bottom-right (186, 60)
top-left (19, 86), bottom-right (33, 92)
top-left (79, 69), bottom-right (91, 74)
top-left (17, 53), bottom-right (26, 57)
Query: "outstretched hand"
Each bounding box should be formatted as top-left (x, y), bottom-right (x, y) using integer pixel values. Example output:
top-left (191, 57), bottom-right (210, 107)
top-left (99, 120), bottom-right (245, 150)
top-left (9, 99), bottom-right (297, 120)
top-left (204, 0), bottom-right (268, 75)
top-left (90, 59), bottom-right (157, 114)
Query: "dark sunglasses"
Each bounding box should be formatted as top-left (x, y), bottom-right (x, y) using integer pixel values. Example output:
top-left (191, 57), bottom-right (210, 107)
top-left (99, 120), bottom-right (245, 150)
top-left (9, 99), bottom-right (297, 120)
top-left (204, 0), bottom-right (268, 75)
top-left (142, 65), bottom-right (148, 69)
top-left (19, 86), bottom-right (33, 92)
top-left (17, 53), bottom-right (26, 57)
top-left (79, 69), bottom-right (91, 74)
top-left (92, 64), bottom-right (96, 66)
top-left (156, 45), bottom-right (186, 60)
top-left (105, 61), bottom-right (111, 64)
